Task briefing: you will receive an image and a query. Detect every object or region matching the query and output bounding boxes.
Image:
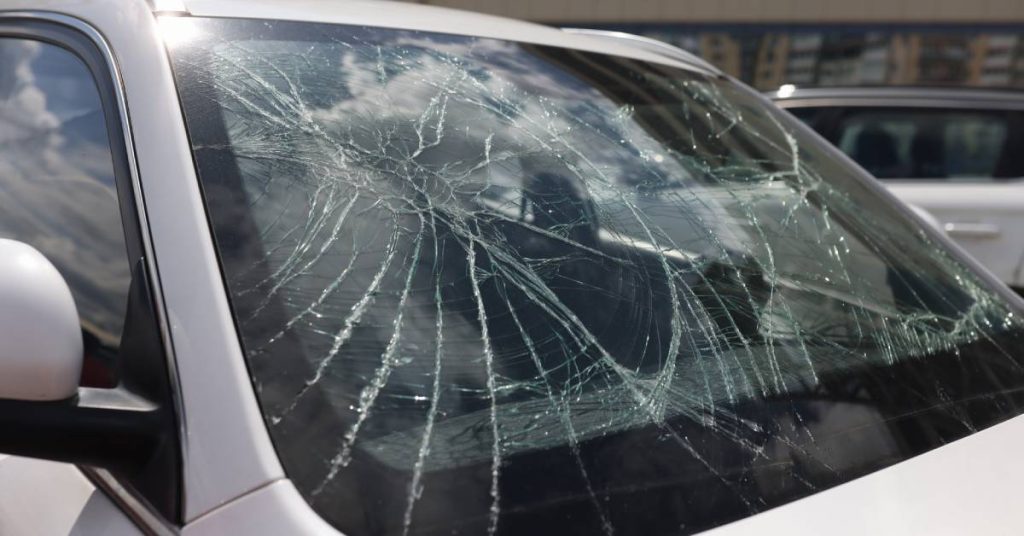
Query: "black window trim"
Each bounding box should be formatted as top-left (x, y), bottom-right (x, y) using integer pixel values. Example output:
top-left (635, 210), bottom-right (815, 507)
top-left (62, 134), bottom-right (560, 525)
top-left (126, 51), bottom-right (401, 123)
top-left (0, 13), bottom-right (184, 532)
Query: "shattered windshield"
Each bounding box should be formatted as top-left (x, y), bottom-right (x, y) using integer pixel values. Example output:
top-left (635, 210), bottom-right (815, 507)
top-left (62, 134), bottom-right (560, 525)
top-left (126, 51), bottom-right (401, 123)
top-left (168, 18), bottom-right (1024, 536)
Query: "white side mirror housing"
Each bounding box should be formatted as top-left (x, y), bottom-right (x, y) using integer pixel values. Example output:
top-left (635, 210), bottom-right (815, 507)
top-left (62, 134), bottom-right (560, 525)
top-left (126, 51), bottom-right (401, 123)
top-left (0, 239), bottom-right (82, 401)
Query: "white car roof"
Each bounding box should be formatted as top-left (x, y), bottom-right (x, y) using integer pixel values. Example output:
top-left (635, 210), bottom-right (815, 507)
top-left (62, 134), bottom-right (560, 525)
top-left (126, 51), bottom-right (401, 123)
top-left (156, 0), bottom-right (720, 76)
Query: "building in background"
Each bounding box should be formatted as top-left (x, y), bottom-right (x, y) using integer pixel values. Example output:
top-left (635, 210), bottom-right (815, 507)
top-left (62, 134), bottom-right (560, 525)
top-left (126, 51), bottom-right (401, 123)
top-left (402, 0), bottom-right (1024, 90)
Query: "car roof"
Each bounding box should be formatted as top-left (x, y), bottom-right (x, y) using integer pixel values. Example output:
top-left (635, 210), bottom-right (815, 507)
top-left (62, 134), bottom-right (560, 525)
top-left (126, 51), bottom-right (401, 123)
top-left (768, 86), bottom-right (1024, 109)
top-left (152, 0), bottom-right (720, 76)
top-left (560, 28), bottom-right (720, 75)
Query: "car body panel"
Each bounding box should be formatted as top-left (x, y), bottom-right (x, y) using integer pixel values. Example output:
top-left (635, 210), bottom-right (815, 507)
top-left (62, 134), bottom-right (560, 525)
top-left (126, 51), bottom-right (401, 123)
top-left (0, 456), bottom-right (141, 535)
top-left (887, 181), bottom-right (1024, 286)
top-left (772, 87), bottom-right (1024, 288)
top-left (50, 0), bottom-right (288, 521)
top-left (183, 481), bottom-right (334, 536)
top-left (704, 410), bottom-right (1024, 536)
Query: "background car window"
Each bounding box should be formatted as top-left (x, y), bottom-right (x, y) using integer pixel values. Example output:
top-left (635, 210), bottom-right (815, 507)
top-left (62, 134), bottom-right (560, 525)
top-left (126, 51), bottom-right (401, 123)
top-left (783, 106), bottom-right (821, 126)
top-left (831, 109), bottom-right (1018, 180)
top-left (0, 38), bottom-right (129, 387)
top-left (171, 19), bottom-right (1024, 536)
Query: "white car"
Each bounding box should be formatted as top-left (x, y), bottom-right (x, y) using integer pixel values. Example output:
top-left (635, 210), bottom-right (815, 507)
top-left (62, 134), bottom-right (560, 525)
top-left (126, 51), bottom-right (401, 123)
top-left (2, 1), bottom-right (1024, 535)
top-left (770, 87), bottom-right (1024, 290)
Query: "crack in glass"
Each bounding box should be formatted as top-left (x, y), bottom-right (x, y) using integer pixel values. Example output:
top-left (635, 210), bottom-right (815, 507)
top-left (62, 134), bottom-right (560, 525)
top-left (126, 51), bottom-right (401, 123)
top-left (169, 20), bottom-right (1024, 536)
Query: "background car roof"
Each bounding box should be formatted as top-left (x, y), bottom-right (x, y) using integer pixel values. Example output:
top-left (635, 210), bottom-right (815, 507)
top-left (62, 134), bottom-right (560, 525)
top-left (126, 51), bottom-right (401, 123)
top-left (768, 86), bottom-right (1024, 109)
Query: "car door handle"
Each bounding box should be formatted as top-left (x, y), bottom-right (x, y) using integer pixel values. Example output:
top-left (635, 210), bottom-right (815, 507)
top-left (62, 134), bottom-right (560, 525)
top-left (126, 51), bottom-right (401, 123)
top-left (943, 222), bottom-right (1001, 239)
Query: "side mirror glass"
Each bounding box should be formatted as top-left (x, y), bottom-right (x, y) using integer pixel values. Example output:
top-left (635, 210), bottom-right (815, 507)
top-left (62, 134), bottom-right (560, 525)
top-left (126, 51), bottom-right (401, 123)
top-left (0, 239), bottom-right (82, 401)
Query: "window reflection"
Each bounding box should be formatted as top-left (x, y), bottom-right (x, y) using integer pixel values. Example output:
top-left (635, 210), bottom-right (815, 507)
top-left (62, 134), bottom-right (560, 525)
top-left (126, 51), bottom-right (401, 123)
top-left (0, 39), bottom-right (128, 386)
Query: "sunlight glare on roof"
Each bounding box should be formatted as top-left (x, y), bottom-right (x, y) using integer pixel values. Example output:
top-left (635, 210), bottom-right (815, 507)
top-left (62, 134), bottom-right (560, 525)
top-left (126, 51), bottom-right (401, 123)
top-left (158, 15), bottom-right (200, 48)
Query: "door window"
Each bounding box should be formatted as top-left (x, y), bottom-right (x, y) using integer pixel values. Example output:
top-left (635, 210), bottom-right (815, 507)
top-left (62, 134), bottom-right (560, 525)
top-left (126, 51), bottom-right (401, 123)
top-left (0, 37), bottom-right (130, 387)
top-left (830, 108), bottom-right (1021, 180)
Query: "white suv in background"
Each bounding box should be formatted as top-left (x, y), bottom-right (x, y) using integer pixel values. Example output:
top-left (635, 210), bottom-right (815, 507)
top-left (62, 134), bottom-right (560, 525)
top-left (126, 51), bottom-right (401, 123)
top-left (771, 87), bottom-right (1024, 290)
top-left (3, 1), bottom-right (1024, 535)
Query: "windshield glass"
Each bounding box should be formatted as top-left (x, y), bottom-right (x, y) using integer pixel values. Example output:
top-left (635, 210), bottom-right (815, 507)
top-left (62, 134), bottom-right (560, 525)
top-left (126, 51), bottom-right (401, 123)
top-left (168, 18), bottom-right (1024, 536)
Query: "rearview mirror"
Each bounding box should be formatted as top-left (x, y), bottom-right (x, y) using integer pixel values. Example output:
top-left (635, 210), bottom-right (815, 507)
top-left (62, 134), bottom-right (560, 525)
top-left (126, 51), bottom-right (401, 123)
top-left (0, 239), bottom-right (83, 401)
top-left (0, 240), bottom-right (180, 518)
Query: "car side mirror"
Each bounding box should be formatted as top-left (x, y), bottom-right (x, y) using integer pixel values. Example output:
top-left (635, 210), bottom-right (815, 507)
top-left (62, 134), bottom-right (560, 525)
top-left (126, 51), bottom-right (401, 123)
top-left (0, 240), bottom-right (179, 518)
top-left (0, 239), bottom-right (84, 401)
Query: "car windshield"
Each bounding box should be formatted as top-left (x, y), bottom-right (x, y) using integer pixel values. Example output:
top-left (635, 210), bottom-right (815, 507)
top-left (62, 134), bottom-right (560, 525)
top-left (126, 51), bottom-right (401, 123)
top-left (168, 18), bottom-right (1024, 536)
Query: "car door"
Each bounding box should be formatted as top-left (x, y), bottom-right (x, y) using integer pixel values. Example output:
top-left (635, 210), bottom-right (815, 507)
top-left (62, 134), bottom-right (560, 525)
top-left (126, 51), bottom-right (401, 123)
top-left (822, 106), bottom-right (1024, 288)
top-left (0, 18), bottom-right (165, 535)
